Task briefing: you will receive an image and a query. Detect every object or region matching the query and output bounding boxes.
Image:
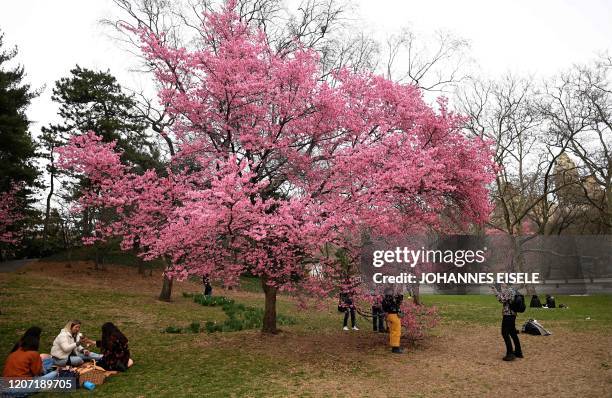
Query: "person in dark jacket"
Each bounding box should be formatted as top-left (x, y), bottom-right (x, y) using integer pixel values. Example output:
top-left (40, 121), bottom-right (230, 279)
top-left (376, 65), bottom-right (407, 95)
top-left (493, 284), bottom-right (523, 361)
top-left (382, 289), bottom-right (403, 354)
top-left (529, 295), bottom-right (542, 308)
top-left (371, 294), bottom-right (386, 333)
top-left (203, 275), bottom-right (213, 296)
top-left (339, 292), bottom-right (358, 331)
top-left (545, 294), bottom-right (556, 308)
top-left (96, 322), bottom-right (133, 371)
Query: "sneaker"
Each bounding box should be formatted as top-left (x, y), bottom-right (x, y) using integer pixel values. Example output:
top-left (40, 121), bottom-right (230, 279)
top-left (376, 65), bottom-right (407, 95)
top-left (391, 347), bottom-right (404, 354)
top-left (502, 354), bottom-right (516, 361)
top-left (352, 326), bottom-right (359, 331)
top-left (343, 326), bottom-right (349, 331)
top-left (514, 352), bottom-right (524, 358)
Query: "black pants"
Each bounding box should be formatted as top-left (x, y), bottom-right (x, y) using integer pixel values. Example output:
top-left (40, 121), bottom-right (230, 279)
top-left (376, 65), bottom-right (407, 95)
top-left (372, 306), bottom-right (385, 332)
top-left (501, 315), bottom-right (522, 356)
top-left (343, 308), bottom-right (356, 327)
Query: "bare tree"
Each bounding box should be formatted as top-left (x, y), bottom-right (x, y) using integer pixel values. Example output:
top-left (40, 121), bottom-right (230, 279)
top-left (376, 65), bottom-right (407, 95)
top-left (383, 27), bottom-right (471, 92)
top-left (456, 75), bottom-right (578, 292)
top-left (541, 57), bottom-right (612, 233)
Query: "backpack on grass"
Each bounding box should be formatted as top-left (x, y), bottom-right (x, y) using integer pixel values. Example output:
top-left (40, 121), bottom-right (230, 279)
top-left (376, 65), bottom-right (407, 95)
top-left (522, 319), bottom-right (551, 335)
top-left (510, 293), bottom-right (526, 313)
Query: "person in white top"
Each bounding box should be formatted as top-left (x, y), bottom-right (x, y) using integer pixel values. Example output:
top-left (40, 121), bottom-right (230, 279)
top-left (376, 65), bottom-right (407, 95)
top-left (51, 320), bottom-right (103, 366)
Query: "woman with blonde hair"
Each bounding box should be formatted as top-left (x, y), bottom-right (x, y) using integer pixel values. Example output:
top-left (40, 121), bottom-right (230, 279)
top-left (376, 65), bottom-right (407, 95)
top-left (51, 320), bottom-right (102, 367)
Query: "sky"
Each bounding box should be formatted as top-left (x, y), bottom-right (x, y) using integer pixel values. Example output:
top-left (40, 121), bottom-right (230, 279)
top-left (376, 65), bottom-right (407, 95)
top-left (1, 0), bottom-right (611, 134)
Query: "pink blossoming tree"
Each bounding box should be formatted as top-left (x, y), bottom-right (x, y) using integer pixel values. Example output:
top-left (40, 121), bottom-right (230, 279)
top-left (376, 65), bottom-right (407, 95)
top-left (58, 3), bottom-right (494, 333)
top-left (0, 183), bottom-right (25, 260)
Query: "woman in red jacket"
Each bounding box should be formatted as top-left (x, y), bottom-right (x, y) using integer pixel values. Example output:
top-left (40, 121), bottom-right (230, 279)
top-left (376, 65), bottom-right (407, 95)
top-left (3, 334), bottom-right (58, 395)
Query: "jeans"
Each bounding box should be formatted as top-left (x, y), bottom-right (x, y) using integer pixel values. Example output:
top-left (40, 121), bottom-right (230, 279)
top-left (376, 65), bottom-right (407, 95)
top-left (343, 308), bottom-right (356, 327)
top-left (372, 306), bottom-right (385, 332)
top-left (53, 352), bottom-right (103, 367)
top-left (42, 357), bottom-right (55, 374)
top-left (501, 315), bottom-right (522, 356)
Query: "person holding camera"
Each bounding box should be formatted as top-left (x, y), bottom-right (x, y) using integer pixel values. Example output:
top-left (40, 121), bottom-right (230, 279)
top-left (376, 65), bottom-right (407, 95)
top-left (382, 289), bottom-right (404, 354)
top-left (492, 284), bottom-right (523, 361)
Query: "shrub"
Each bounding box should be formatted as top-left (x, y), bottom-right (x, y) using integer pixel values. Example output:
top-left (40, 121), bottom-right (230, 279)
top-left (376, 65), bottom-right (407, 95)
top-left (400, 301), bottom-right (440, 341)
top-left (193, 295), bottom-right (296, 333)
top-left (188, 322), bottom-right (201, 333)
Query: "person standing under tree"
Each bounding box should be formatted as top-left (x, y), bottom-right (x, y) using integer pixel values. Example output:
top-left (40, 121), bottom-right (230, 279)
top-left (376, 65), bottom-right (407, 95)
top-left (371, 293), bottom-right (386, 333)
top-left (382, 288), bottom-right (403, 354)
top-left (339, 292), bottom-right (358, 331)
top-left (203, 275), bottom-right (212, 296)
top-left (493, 284), bottom-right (523, 361)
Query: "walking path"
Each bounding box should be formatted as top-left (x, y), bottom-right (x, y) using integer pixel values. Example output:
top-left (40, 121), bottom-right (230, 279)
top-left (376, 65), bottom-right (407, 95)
top-left (0, 258), bottom-right (38, 273)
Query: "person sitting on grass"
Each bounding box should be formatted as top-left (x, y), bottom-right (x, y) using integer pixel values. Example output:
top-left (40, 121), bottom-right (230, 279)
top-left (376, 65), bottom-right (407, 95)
top-left (3, 335), bottom-right (58, 380)
top-left (493, 284), bottom-right (523, 361)
top-left (10, 326), bottom-right (55, 375)
top-left (10, 326), bottom-right (42, 353)
top-left (339, 292), bottom-right (359, 331)
top-left (96, 322), bottom-right (133, 372)
top-left (545, 294), bottom-right (556, 308)
top-left (51, 320), bottom-right (103, 367)
top-left (529, 294), bottom-right (542, 308)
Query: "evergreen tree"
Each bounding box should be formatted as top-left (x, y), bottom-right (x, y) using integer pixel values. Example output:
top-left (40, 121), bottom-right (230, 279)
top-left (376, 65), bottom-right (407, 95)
top-left (0, 31), bottom-right (39, 259)
top-left (42, 66), bottom-right (160, 172)
top-left (0, 31), bottom-right (38, 193)
top-left (40, 66), bottom-right (161, 253)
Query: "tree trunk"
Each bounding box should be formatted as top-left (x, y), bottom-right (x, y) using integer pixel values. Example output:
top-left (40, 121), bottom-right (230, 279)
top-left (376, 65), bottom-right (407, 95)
top-left (159, 274), bottom-right (173, 301)
top-left (412, 283), bottom-right (421, 305)
top-left (42, 169), bottom-right (54, 252)
top-left (133, 240), bottom-right (145, 275)
top-left (261, 278), bottom-right (278, 334)
top-left (94, 245), bottom-right (101, 270)
top-left (512, 235), bottom-right (536, 295)
top-left (138, 258), bottom-right (145, 275)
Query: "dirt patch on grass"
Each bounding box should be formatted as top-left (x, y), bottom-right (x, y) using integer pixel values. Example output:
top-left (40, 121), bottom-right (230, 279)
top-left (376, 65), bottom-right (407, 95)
top-left (204, 325), bottom-right (611, 397)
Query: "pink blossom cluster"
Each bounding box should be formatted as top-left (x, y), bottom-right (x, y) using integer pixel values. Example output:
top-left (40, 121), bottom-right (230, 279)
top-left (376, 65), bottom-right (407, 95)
top-left (0, 183), bottom-right (25, 247)
top-left (57, 4), bottom-right (495, 307)
top-left (400, 300), bottom-right (440, 341)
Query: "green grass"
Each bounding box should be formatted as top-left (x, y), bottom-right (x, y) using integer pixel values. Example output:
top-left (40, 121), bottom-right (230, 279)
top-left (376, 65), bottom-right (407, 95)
top-left (1, 268), bottom-right (611, 397)
top-left (422, 294), bottom-right (612, 330)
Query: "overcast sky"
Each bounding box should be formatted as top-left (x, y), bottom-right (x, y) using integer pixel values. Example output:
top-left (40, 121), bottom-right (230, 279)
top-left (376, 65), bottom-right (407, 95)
top-left (1, 0), bottom-right (611, 136)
